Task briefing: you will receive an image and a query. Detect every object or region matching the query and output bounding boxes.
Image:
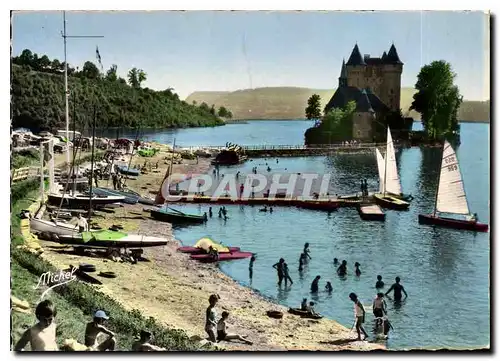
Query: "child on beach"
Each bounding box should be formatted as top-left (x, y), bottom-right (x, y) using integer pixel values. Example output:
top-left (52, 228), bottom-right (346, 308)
top-left (84, 310), bottom-right (116, 351)
top-left (205, 294), bottom-right (219, 343)
top-left (14, 300), bottom-right (59, 351)
top-left (349, 293), bottom-right (368, 341)
top-left (216, 312), bottom-right (253, 345)
top-left (132, 330), bottom-right (166, 351)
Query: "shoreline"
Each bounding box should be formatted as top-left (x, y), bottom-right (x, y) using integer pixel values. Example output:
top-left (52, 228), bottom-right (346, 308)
top-left (37, 152), bottom-right (384, 351)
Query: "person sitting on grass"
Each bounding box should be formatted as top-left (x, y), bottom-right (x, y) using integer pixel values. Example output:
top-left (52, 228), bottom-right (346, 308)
top-left (14, 300), bottom-right (59, 351)
top-left (216, 312), bottom-right (253, 345)
top-left (84, 310), bottom-right (116, 351)
top-left (132, 330), bottom-right (166, 351)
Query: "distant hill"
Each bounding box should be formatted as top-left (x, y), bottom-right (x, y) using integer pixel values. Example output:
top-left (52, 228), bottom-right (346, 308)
top-left (186, 87), bottom-right (490, 122)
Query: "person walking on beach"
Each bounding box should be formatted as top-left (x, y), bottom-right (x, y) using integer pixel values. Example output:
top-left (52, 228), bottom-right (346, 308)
top-left (349, 293), bottom-right (368, 341)
top-left (272, 258), bottom-right (285, 286)
top-left (76, 214), bottom-right (88, 233)
top-left (217, 311), bottom-right (253, 345)
top-left (132, 330), bottom-right (166, 351)
top-left (372, 293), bottom-right (387, 326)
top-left (303, 243), bottom-right (312, 261)
top-left (84, 311), bottom-right (116, 351)
top-left (375, 275), bottom-right (385, 289)
top-left (14, 300), bottom-right (59, 351)
top-left (310, 275), bottom-right (321, 293)
top-left (385, 277), bottom-right (408, 302)
top-left (337, 260), bottom-right (347, 276)
top-left (205, 294), bottom-right (219, 343)
top-left (283, 262), bottom-right (293, 285)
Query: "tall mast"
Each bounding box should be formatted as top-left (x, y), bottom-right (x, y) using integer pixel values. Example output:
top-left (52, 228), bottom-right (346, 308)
top-left (63, 11), bottom-right (70, 168)
top-left (383, 127), bottom-right (388, 196)
top-left (165, 138), bottom-right (176, 209)
top-left (88, 105), bottom-right (97, 220)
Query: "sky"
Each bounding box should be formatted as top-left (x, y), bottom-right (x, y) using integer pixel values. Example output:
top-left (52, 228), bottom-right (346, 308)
top-left (11, 10), bottom-right (490, 101)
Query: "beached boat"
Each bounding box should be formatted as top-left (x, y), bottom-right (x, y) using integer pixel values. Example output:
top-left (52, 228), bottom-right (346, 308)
top-left (55, 229), bottom-right (169, 248)
top-left (178, 237), bottom-right (240, 254)
top-left (418, 141), bottom-right (488, 232)
top-left (373, 127), bottom-right (410, 211)
top-left (288, 308), bottom-right (323, 320)
top-left (93, 187), bottom-right (140, 205)
top-left (117, 165), bottom-right (140, 177)
top-left (190, 251), bottom-right (253, 262)
top-left (47, 192), bottom-right (125, 209)
top-left (150, 207), bottom-right (207, 224)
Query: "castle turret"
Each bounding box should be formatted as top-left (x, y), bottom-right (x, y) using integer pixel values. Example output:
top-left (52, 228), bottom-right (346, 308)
top-left (346, 44), bottom-right (366, 66)
top-left (386, 44), bottom-right (403, 64)
top-left (338, 59), bottom-right (347, 87)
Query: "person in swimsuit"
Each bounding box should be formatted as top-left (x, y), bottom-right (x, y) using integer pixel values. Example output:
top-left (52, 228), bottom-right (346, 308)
top-left (84, 311), bottom-right (116, 351)
top-left (303, 243), bottom-right (312, 260)
top-left (298, 256), bottom-right (304, 272)
top-left (349, 293), bottom-right (368, 341)
top-left (272, 258), bottom-right (285, 286)
top-left (325, 281), bottom-right (333, 293)
top-left (354, 262), bottom-right (362, 277)
top-left (385, 277), bottom-right (408, 302)
top-left (333, 258), bottom-right (339, 265)
top-left (310, 275), bottom-right (321, 293)
top-left (372, 293), bottom-right (387, 326)
top-left (205, 294), bottom-right (219, 343)
top-left (283, 262), bottom-right (293, 285)
top-left (208, 207), bottom-right (213, 218)
top-left (14, 300), bottom-right (59, 351)
top-left (375, 275), bottom-right (385, 289)
top-left (249, 255), bottom-right (256, 279)
top-left (216, 311), bottom-right (252, 345)
top-left (337, 260), bottom-right (347, 276)
top-left (300, 298), bottom-right (308, 311)
top-left (131, 330), bottom-right (166, 351)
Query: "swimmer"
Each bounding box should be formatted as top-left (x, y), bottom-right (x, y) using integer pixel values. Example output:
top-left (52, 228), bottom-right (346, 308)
top-left (301, 298), bottom-right (308, 311)
top-left (303, 243), bottom-right (312, 260)
top-left (375, 275), bottom-right (384, 289)
top-left (349, 293), bottom-right (368, 341)
top-left (310, 275), bottom-right (321, 293)
top-left (337, 260), bottom-right (347, 276)
top-left (333, 258), bottom-right (339, 265)
top-left (385, 277), bottom-right (408, 302)
top-left (325, 281), bottom-right (333, 292)
top-left (283, 262), bottom-right (293, 285)
top-left (354, 262), bottom-right (361, 276)
top-left (372, 293), bottom-right (387, 326)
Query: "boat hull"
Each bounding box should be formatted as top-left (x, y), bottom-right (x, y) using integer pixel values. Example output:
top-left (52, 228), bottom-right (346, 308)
top-left (117, 166), bottom-right (140, 177)
top-left (373, 193), bottom-right (410, 210)
top-left (190, 251), bottom-right (253, 262)
top-left (418, 214), bottom-right (488, 232)
top-left (56, 233), bottom-right (169, 248)
top-left (93, 187), bottom-right (139, 204)
top-left (30, 218), bottom-right (80, 236)
top-left (150, 208), bottom-right (207, 224)
top-left (47, 193), bottom-right (125, 209)
top-left (178, 246), bottom-right (240, 254)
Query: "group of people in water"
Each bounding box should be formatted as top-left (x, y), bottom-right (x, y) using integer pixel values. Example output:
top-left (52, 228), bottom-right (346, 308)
top-left (14, 300), bottom-right (165, 351)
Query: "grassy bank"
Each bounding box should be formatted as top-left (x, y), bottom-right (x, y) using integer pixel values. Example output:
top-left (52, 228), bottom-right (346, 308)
top-left (10, 180), bottom-right (213, 351)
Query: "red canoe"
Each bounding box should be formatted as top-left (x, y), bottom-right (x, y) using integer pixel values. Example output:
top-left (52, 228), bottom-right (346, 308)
top-left (178, 246), bottom-right (240, 254)
top-left (190, 251), bottom-right (253, 262)
top-left (418, 214), bottom-right (489, 232)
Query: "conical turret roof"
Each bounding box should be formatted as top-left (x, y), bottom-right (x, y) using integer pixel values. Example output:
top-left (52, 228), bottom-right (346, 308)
top-left (386, 44), bottom-right (403, 64)
top-left (346, 44), bottom-right (366, 66)
top-left (339, 59), bottom-right (347, 78)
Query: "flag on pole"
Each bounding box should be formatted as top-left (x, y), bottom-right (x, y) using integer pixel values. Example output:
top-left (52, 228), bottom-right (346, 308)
top-left (96, 46), bottom-right (103, 71)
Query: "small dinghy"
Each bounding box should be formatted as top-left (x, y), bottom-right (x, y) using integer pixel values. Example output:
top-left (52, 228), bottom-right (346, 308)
top-left (190, 251), bottom-right (253, 262)
top-left (178, 237), bottom-right (240, 254)
top-left (288, 308), bottom-right (323, 320)
top-left (178, 246), bottom-right (240, 254)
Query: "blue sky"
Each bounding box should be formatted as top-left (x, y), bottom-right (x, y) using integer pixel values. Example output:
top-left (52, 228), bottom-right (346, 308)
top-left (11, 11), bottom-right (489, 100)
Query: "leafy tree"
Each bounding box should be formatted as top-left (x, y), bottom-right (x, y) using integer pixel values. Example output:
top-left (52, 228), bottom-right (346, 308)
top-left (217, 106), bottom-right (229, 117)
top-left (210, 104), bottom-right (216, 116)
top-left (127, 67), bottom-right (147, 88)
top-left (39, 55), bottom-right (51, 70)
top-left (106, 64), bottom-right (118, 82)
top-left (410, 60), bottom-right (462, 139)
top-left (18, 49), bottom-right (34, 66)
top-left (305, 101), bottom-right (356, 144)
top-left (81, 61), bottom-right (100, 79)
top-left (51, 59), bottom-right (61, 72)
top-left (305, 94), bottom-right (322, 121)
top-left (118, 77), bottom-right (127, 85)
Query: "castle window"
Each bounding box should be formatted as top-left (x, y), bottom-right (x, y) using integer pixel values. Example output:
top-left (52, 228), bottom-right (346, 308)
top-left (390, 89), bottom-right (394, 94)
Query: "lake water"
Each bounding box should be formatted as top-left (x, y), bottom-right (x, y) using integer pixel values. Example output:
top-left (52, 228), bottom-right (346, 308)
top-left (141, 120), bottom-right (490, 350)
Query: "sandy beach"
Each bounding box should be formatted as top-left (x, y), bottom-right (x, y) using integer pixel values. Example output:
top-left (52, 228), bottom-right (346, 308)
top-left (38, 150), bottom-right (384, 351)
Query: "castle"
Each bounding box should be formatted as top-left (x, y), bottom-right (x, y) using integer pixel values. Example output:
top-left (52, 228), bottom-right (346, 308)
top-left (324, 43), bottom-right (403, 140)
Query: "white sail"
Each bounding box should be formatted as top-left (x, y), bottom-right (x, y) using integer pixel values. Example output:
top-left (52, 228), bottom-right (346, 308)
top-left (375, 148), bottom-right (385, 193)
top-left (385, 127), bottom-right (402, 195)
top-left (436, 141), bottom-right (470, 215)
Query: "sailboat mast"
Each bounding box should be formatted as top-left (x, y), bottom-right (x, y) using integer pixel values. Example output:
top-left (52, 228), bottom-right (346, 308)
top-left (433, 143), bottom-right (444, 217)
top-left (383, 127), bottom-right (388, 196)
top-left (63, 11), bottom-right (70, 169)
top-left (88, 105), bottom-right (97, 220)
top-left (165, 138), bottom-right (176, 208)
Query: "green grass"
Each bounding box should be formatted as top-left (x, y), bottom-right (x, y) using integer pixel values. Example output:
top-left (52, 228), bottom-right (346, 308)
top-left (10, 180), bottom-right (216, 351)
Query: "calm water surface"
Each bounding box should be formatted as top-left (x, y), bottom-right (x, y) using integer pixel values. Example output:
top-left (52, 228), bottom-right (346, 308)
top-left (148, 121), bottom-right (489, 350)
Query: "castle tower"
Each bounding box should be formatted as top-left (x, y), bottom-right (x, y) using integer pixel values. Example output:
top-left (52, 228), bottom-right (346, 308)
top-left (338, 59), bottom-right (347, 87)
top-left (382, 44), bottom-right (403, 112)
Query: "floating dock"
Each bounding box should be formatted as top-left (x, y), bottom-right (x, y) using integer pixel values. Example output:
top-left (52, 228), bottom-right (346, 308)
top-left (164, 195), bottom-right (366, 211)
top-left (357, 204), bottom-right (386, 221)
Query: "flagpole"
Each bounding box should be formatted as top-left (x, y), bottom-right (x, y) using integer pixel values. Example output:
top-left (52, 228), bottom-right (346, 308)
top-left (61, 10), bottom-right (103, 171)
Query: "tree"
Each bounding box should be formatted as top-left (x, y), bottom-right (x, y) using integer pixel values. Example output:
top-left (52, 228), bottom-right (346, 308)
top-left (39, 55), bottom-right (51, 70)
top-left (18, 49), bottom-right (33, 67)
top-left (106, 64), bottom-right (118, 81)
top-left (217, 106), bottom-right (229, 118)
top-left (127, 67), bottom-right (147, 88)
top-left (210, 104), bottom-right (216, 116)
top-left (305, 94), bottom-right (321, 121)
top-left (410, 60), bottom-right (462, 140)
top-left (305, 101), bottom-right (356, 144)
top-left (51, 59), bottom-right (61, 72)
top-left (81, 61), bottom-right (100, 79)
top-left (226, 110), bottom-right (233, 119)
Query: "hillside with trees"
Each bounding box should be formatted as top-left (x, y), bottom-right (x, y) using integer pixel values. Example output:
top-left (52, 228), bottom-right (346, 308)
top-left (186, 87), bottom-right (489, 122)
top-left (11, 49), bottom-right (224, 132)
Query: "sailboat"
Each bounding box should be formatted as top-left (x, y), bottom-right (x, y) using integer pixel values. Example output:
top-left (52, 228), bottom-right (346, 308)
top-left (418, 141), bottom-right (488, 232)
top-left (373, 127), bottom-right (410, 210)
top-left (150, 139), bottom-right (208, 224)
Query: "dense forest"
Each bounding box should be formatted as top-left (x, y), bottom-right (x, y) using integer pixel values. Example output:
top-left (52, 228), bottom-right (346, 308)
top-left (11, 49), bottom-right (226, 132)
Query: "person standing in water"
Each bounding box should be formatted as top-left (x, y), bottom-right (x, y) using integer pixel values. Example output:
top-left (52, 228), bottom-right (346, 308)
top-left (249, 255), bottom-right (256, 279)
top-left (272, 258), bottom-right (285, 286)
top-left (325, 281), bottom-right (333, 293)
top-left (303, 243), bottom-right (312, 261)
top-left (205, 294), bottom-right (219, 342)
top-left (333, 258), bottom-right (339, 265)
top-left (208, 207), bottom-right (213, 218)
top-left (349, 293), bottom-right (368, 341)
top-left (239, 183), bottom-right (244, 198)
top-left (283, 262), bottom-right (293, 285)
top-left (385, 277), bottom-right (408, 302)
top-left (310, 275), bottom-right (321, 293)
top-left (354, 262), bottom-right (362, 276)
top-left (375, 275), bottom-right (385, 289)
top-left (298, 255), bottom-right (304, 272)
top-left (372, 293), bottom-right (387, 326)
top-left (337, 260), bottom-right (347, 276)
